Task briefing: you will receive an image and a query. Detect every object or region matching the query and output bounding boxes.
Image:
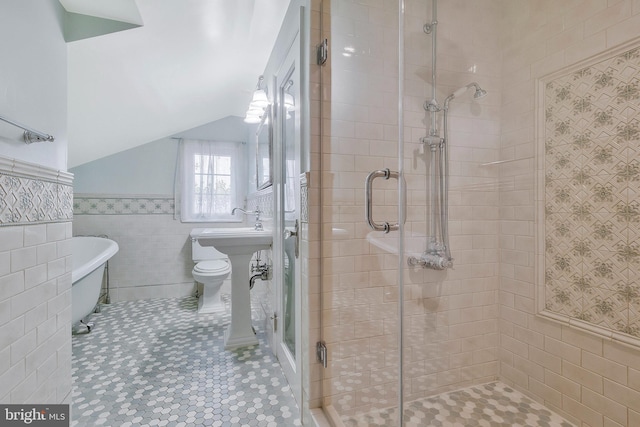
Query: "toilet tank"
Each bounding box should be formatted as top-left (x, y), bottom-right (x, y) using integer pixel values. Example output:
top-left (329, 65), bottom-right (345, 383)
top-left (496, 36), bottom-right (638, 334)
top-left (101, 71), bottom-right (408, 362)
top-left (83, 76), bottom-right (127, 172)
top-left (190, 229), bottom-right (228, 262)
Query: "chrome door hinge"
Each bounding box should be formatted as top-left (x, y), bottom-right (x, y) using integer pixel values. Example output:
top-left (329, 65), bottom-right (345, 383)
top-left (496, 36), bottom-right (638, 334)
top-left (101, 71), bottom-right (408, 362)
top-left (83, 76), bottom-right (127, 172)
top-left (316, 341), bottom-right (327, 368)
top-left (271, 313), bottom-right (278, 332)
top-left (317, 39), bottom-right (328, 66)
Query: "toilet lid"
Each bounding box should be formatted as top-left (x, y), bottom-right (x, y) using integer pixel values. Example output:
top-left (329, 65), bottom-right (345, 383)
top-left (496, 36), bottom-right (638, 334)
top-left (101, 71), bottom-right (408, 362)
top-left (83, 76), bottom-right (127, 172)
top-left (194, 260), bottom-right (229, 274)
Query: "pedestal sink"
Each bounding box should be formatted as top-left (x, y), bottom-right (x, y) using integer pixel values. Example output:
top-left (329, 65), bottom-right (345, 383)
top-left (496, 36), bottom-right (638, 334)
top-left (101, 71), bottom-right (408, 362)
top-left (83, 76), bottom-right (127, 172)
top-left (191, 228), bottom-right (272, 349)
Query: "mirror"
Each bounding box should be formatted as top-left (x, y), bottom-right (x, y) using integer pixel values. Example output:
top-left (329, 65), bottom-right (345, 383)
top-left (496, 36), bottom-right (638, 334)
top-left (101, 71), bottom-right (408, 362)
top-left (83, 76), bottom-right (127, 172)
top-left (256, 104), bottom-right (273, 190)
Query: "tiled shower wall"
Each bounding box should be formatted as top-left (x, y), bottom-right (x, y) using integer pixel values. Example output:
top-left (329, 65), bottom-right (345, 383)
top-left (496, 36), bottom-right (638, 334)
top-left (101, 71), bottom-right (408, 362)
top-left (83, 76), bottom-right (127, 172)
top-left (500, 1), bottom-right (640, 426)
top-left (0, 157), bottom-right (73, 403)
top-left (401, 0), bottom-right (502, 403)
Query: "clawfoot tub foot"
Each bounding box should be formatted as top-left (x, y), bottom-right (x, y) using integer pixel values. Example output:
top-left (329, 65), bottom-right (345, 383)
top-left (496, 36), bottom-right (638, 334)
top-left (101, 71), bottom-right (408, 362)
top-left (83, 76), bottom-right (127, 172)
top-left (74, 319), bottom-right (94, 334)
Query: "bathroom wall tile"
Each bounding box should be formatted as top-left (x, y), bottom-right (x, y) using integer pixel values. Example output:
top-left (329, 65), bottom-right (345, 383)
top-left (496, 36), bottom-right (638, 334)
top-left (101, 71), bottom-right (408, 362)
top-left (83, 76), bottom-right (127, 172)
top-left (23, 224), bottom-right (47, 247)
top-left (0, 272), bottom-right (25, 301)
top-left (563, 394), bottom-right (606, 427)
top-left (603, 378), bottom-right (640, 412)
top-left (562, 360), bottom-right (605, 393)
top-left (36, 242), bottom-right (57, 265)
top-left (583, 384), bottom-right (628, 425)
top-left (46, 222), bottom-right (67, 242)
top-left (628, 367), bottom-right (640, 392)
top-left (10, 246), bottom-right (36, 273)
top-left (0, 362), bottom-right (26, 398)
top-left (0, 251), bottom-right (10, 278)
top-left (606, 13), bottom-right (640, 47)
top-left (0, 227), bottom-right (24, 251)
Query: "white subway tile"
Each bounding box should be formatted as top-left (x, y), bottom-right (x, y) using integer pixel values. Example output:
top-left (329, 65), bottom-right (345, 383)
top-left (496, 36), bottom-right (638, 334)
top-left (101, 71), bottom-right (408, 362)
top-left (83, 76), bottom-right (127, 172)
top-left (0, 227), bottom-right (24, 252)
top-left (0, 251), bottom-right (10, 278)
top-left (23, 225), bottom-right (46, 247)
top-left (0, 272), bottom-right (25, 304)
top-left (10, 330), bottom-right (37, 366)
top-left (10, 247), bottom-right (37, 273)
top-left (45, 223), bottom-right (66, 242)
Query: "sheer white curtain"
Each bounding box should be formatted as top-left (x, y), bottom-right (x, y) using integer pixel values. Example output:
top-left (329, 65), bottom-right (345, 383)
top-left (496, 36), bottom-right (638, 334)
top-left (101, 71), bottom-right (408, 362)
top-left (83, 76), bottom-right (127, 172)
top-left (175, 139), bottom-right (243, 222)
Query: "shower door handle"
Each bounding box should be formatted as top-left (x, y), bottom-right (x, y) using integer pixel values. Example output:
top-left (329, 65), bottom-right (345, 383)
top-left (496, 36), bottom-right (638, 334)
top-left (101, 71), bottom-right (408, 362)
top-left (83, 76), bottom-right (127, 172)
top-left (365, 168), bottom-right (401, 233)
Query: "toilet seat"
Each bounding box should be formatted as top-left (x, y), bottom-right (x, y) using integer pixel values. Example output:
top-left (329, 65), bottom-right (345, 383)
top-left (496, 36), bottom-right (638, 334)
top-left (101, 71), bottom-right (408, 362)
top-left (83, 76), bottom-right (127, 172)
top-left (193, 260), bottom-right (230, 275)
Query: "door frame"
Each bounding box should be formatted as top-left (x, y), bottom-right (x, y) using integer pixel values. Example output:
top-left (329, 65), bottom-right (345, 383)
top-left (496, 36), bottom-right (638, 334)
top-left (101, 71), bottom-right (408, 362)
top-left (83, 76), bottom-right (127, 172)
top-left (272, 26), bottom-right (303, 408)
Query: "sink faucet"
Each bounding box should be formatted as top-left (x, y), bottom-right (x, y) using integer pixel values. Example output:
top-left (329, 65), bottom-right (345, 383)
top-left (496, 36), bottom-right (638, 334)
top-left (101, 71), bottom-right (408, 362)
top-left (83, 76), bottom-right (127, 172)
top-left (232, 206), bottom-right (263, 231)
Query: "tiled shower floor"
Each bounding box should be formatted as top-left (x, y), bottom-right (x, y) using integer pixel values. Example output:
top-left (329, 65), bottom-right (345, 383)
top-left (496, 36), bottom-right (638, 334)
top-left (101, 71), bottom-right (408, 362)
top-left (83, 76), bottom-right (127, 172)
top-left (343, 381), bottom-right (575, 427)
top-left (71, 297), bottom-right (301, 427)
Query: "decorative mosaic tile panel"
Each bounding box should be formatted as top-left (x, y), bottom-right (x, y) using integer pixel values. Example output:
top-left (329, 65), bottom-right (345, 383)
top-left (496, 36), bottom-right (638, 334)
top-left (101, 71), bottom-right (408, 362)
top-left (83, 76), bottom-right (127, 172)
top-left (543, 46), bottom-right (640, 339)
top-left (74, 196), bottom-right (175, 215)
top-left (247, 189), bottom-right (274, 218)
top-left (0, 172), bottom-right (73, 225)
top-left (71, 297), bottom-right (301, 427)
top-left (342, 382), bottom-right (575, 427)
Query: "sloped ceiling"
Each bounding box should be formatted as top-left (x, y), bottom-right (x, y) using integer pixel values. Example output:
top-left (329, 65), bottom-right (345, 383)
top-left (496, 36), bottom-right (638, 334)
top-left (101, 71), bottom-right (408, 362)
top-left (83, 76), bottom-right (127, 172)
top-left (59, 0), bottom-right (144, 25)
top-left (66, 0), bottom-right (289, 167)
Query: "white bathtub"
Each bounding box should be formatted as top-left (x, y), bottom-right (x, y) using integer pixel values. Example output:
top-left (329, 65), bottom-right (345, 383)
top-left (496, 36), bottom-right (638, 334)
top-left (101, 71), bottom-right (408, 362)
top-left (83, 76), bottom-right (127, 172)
top-left (72, 236), bottom-right (119, 325)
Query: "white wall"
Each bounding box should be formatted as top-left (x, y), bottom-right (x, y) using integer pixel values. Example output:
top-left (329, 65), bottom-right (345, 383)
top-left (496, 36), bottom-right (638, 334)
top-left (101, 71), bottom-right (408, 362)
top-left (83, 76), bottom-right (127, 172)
top-left (0, 0), bottom-right (72, 405)
top-left (0, 0), bottom-right (68, 171)
top-left (71, 115), bottom-right (250, 195)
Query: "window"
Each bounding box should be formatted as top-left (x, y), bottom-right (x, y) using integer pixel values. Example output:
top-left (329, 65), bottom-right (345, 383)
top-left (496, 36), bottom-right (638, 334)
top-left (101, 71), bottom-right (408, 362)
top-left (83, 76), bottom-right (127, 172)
top-left (179, 139), bottom-right (243, 222)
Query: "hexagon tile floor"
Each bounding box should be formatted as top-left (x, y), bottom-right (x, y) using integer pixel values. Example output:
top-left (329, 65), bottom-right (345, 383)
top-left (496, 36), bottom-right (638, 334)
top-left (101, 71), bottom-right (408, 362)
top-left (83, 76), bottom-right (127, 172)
top-left (73, 297), bottom-right (575, 427)
top-left (342, 381), bottom-right (575, 427)
top-left (71, 297), bottom-right (301, 427)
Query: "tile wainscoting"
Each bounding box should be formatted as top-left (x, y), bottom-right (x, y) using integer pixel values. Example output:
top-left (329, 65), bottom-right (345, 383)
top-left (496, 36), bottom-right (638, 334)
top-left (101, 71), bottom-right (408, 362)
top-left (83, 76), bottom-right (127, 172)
top-left (73, 194), bottom-right (193, 302)
top-left (73, 192), bottom-right (275, 304)
top-left (0, 155), bottom-right (73, 404)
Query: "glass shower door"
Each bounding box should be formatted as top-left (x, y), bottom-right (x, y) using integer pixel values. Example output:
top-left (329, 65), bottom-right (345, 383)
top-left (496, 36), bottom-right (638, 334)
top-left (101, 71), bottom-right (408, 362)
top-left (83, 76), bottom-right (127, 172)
top-left (319, 0), bottom-right (405, 425)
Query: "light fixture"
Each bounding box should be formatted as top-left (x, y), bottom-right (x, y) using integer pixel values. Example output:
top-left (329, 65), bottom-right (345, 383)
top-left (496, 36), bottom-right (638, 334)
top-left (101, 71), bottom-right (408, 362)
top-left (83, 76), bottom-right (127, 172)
top-left (244, 75), bottom-right (269, 123)
top-left (250, 88), bottom-right (269, 109)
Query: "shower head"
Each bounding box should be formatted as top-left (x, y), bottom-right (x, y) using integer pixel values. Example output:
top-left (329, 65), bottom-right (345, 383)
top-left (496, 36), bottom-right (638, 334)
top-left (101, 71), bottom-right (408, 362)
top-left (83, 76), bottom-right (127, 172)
top-left (444, 82), bottom-right (487, 109)
top-left (473, 86), bottom-right (487, 99)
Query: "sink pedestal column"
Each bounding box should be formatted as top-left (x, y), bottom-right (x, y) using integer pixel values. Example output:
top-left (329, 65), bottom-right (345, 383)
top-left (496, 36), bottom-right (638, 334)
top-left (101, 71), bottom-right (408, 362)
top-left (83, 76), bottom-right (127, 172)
top-left (223, 252), bottom-right (259, 349)
top-left (190, 227), bottom-right (272, 350)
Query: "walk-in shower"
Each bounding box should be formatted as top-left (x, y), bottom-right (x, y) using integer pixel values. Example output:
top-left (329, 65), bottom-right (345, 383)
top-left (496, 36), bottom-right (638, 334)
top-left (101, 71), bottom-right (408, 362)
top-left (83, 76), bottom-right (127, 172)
top-left (322, 0), bottom-right (525, 425)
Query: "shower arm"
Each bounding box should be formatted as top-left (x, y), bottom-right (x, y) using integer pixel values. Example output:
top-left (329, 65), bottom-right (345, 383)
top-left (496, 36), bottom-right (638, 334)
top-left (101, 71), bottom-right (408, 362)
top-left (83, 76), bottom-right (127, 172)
top-left (443, 82), bottom-right (486, 111)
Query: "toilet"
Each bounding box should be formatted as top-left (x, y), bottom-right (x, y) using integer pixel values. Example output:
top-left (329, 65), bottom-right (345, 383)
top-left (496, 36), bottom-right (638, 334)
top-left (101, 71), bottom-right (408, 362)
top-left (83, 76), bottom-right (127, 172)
top-left (191, 235), bottom-right (231, 313)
